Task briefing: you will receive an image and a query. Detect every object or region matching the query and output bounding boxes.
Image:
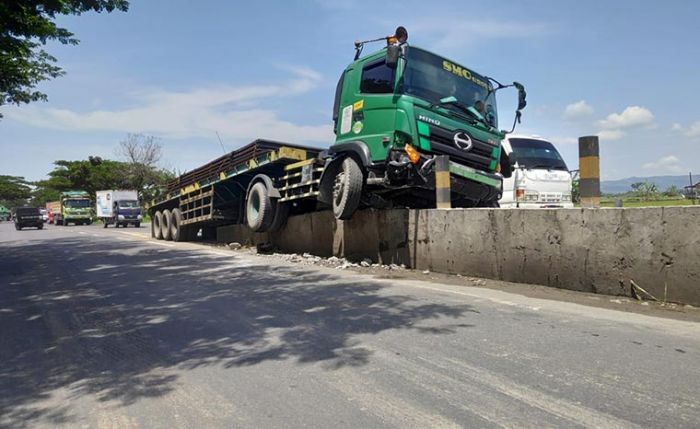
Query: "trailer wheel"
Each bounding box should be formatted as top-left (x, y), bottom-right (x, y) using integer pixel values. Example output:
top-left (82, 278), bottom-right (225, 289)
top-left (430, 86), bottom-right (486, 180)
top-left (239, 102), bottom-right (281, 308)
top-left (171, 208), bottom-right (186, 242)
top-left (246, 182), bottom-right (274, 232)
top-left (153, 211), bottom-right (164, 239)
top-left (161, 209), bottom-right (173, 240)
top-left (332, 156), bottom-right (363, 220)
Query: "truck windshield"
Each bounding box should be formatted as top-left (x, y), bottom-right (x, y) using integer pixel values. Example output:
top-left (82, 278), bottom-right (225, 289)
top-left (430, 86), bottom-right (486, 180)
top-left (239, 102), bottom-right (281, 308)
top-left (509, 138), bottom-right (568, 171)
top-left (64, 199), bottom-right (91, 208)
top-left (402, 47), bottom-right (497, 127)
top-left (119, 200), bottom-right (139, 208)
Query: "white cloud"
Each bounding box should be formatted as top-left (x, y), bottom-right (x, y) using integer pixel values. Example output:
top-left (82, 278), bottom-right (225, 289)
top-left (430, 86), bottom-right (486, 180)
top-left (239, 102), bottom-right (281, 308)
top-left (685, 121), bottom-right (700, 138)
top-left (598, 106), bottom-right (655, 130)
top-left (6, 66), bottom-right (334, 143)
top-left (597, 129), bottom-right (626, 141)
top-left (402, 17), bottom-right (553, 52)
top-left (563, 100), bottom-right (594, 120)
top-left (671, 123), bottom-right (683, 131)
top-left (642, 155), bottom-right (686, 174)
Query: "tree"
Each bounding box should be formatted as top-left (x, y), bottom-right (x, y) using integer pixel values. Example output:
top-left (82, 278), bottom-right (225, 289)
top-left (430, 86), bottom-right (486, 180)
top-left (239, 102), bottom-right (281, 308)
top-left (32, 158), bottom-right (132, 204)
top-left (664, 185), bottom-right (681, 197)
top-left (118, 134), bottom-right (173, 202)
top-left (0, 175), bottom-right (31, 207)
top-left (630, 181), bottom-right (658, 201)
top-left (0, 1), bottom-right (129, 118)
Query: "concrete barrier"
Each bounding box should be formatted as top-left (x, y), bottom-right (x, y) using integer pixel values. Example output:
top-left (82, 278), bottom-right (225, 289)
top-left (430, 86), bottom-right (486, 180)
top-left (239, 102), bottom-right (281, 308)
top-left (217, 207), bottom-right (700, 305)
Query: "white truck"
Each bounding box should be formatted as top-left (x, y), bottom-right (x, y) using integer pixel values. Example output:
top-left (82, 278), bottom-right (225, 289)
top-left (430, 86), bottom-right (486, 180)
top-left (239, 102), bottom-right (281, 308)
top-left (499, 135), bottom-right (573, 208)
top-left (96, 190), bottom-right (143, 228)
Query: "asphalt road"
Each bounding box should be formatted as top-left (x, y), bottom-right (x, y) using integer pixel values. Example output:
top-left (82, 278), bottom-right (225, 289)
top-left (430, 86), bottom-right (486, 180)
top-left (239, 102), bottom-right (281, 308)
top-left (1, 221), bottom-right (699, 429)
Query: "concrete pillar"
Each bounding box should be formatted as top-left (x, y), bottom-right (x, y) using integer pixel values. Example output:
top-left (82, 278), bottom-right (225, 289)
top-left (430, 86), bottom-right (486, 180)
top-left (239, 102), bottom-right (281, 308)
top-left (579, 136), bottom-right (600, 208)
top-left (435, 155), bottom-right (451, 209)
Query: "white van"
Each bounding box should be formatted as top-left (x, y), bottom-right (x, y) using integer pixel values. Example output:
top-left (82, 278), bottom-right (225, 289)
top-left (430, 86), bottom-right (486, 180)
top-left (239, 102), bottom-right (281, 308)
top-left (499, 135), bottom-right (573, 208)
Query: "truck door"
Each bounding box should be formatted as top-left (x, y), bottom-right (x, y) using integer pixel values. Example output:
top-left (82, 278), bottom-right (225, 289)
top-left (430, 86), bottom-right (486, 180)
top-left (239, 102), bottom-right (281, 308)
top-left (335, 55), bottom-right (397, 162)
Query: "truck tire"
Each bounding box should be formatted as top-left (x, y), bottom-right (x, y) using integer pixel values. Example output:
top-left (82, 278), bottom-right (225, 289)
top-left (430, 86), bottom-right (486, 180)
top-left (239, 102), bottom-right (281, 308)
top-left (153, 211), bottom-right (164, 240)
top-left (103, 220), bottom-right (108, 228)
top-left (332, 156), bottom-right (364, 220)
top-left (171, 208), bottom-right (186, 242)
top-left (135, 222), bottom-right (141, 228)
top-left (38, 224), bottom-right (43, 230)
top-left (246, 182), bottom-right (274, 232)
top-left (161, 209), bottom-right (173, 241)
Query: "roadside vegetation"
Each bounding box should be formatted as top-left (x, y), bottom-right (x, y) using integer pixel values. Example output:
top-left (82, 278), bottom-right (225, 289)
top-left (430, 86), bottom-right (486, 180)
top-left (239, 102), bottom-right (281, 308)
top-left (573, 179), bottom-right (698, 207)
top-left (0, 134), bottom-right (174, 209)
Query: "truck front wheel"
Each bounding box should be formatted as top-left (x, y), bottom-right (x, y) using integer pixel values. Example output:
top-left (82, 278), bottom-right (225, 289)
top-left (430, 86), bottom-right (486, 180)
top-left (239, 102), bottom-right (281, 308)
top-left (332, 157), bottom-right (364, 220)
top-left (246, 182), bottom-right (274, 232)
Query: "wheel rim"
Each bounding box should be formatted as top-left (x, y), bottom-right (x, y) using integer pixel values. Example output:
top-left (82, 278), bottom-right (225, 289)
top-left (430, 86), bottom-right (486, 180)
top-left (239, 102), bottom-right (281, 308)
top-left (248, 191), bottom-right (260, 223)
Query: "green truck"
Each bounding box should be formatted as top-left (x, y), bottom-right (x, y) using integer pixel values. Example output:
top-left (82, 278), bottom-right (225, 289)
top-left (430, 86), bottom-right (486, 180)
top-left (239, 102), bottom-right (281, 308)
top-left (148, 27), bottom-right (526, 241)
top-left (53, 191), bottom-right (93, 226)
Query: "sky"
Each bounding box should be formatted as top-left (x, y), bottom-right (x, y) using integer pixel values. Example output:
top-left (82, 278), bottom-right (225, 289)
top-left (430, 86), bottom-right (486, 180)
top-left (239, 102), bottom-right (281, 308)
top-left (1, 0), bottom-right (699, 181)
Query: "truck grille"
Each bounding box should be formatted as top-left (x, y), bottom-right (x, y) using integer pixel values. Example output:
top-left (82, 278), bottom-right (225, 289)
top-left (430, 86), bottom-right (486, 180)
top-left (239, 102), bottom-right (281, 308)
top-left (427, 125), bottom-right (497, 172)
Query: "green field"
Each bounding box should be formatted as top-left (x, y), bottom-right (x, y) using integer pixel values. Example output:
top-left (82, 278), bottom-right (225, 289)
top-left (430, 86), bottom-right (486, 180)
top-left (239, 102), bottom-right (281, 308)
top-left (600, 199), bottom-right (696, 208)
top-left (576, 197), bottom-right (699, 208)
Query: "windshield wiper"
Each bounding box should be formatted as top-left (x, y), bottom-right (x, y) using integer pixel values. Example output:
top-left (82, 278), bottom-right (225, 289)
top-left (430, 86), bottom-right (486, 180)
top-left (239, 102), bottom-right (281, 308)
top-left (438, 96), bottom-right (492, 130)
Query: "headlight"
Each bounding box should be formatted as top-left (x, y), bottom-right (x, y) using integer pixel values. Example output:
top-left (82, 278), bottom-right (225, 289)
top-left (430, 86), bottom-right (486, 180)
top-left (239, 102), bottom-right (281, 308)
top-left (562, 194), bottom-right (572, 202)
top-left (137, 214), bottom-right (143, 220)
top-left (117, 215), bottom-right (125, 220)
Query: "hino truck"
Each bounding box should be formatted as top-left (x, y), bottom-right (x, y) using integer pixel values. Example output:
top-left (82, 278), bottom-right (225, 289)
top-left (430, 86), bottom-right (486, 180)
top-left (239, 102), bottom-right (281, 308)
top-left (96, 190), bottom-right (143, 228)
top-left (147, 27), bottom-right (527, 242)
top-left (53, 191), bottom-right (93, 226)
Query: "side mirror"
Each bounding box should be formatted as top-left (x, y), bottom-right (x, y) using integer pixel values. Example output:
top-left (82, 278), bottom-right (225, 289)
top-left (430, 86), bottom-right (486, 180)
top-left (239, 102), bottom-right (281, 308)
top-left (386, 45), bottom-right (399, 69)
top-left (514, 81), bottom-right (527, 110)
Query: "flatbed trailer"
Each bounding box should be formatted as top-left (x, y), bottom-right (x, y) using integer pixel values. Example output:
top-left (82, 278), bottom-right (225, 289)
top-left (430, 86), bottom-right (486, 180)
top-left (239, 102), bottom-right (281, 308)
top-left (148, 139), bottom-right (325, 241)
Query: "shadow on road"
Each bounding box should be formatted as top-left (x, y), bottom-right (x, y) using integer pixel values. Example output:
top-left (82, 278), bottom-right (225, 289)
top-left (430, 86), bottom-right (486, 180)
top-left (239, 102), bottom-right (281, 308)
top-left (0, 236), bottom-right (477, 426)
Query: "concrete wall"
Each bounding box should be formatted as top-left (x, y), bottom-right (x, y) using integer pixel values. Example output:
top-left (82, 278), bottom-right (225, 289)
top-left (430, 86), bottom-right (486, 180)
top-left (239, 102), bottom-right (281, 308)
top-left (218, 207), bottom-right (700, 305)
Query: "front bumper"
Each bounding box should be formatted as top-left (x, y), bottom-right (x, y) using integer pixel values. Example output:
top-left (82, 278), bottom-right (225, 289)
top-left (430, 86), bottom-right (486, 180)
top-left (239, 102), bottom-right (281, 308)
top-left (385, 151), bottom-right (502, 203)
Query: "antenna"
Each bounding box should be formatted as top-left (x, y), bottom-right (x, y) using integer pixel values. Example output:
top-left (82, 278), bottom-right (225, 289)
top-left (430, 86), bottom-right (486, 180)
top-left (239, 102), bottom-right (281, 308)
top-left (215, 131), bottom-right (227, 154)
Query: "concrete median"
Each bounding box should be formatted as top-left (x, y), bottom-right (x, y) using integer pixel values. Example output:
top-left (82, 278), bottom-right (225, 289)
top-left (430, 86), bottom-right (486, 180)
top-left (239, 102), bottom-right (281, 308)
top-left (218, 206), bottom-right (700, 305)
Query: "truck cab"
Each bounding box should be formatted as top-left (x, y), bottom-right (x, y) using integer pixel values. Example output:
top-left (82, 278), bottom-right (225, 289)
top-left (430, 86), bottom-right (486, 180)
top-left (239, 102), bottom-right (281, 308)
top-left (499, 135), bottom-right (573, 208)
top-left (57, 191), bottom-right (93, 225)
top-left (323, 35), bottom-right (526, 216)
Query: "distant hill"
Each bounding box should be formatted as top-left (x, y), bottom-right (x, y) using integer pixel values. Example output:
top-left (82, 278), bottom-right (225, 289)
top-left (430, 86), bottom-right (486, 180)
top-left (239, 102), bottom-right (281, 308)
top-left (601, 175), bottom-right (696, 194)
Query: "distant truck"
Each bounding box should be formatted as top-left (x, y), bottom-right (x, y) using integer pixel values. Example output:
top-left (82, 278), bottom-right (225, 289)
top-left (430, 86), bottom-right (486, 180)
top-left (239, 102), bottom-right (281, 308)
top-left (96, 190), bottom-right (142, 228)
top-left (53, 191), bottom-right (93, 225)
top-left (499, 135), bottom-right (573, 208)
